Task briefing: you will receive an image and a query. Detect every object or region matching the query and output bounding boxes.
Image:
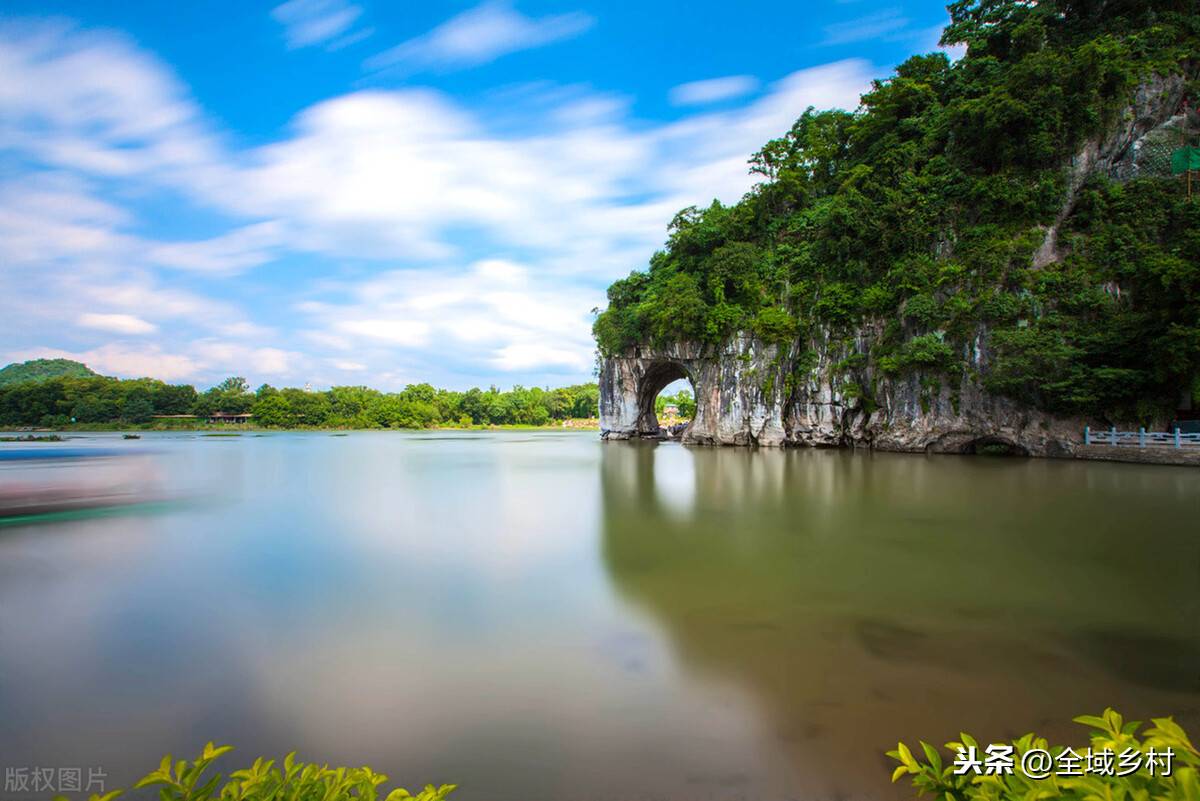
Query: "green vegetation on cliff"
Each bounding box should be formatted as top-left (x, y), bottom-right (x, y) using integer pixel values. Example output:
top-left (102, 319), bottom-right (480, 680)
top-left (0, 358), bottom-right (97, 387)
top-left (593, 0), bottom-right (1200, 421)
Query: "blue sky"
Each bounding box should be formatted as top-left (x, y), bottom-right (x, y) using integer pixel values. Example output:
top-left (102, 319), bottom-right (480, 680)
top-left (1, 0), bottom-right (958, 390)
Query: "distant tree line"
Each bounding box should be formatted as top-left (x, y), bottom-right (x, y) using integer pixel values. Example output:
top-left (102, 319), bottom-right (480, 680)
top-left (0, 374), bottom-right (600, 429)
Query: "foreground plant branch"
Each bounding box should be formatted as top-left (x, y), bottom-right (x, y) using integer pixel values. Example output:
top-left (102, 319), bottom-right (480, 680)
top-left (889, 708), bottom-right (1199, 801)
top-left (54, 743), bottom-right (456, 801)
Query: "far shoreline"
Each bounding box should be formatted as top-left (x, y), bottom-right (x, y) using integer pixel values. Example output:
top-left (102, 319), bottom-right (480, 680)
top-left (6, 424), bottom-right (1198, 468)
top-left (2, 420), bottom-right (602, 435)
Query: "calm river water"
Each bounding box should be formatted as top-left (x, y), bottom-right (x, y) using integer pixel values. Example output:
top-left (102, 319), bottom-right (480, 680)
top-left (0, 431), bottom-right (1197, 801)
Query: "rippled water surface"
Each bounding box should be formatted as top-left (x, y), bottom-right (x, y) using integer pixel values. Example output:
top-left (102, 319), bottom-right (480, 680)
top-left (1, 431), bottom-right (1198, 801)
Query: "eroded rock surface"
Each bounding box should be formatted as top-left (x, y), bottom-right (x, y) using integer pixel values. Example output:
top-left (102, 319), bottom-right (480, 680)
top-left (599, 329), bottom-right (1091, 456)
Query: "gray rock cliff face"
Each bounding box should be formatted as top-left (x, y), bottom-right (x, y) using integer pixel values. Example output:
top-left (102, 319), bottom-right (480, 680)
top-left (598, 328), bottom-right (1087, 455)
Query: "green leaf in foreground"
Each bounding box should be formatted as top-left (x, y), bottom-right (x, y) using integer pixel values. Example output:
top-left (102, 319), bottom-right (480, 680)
top-left (889, 708), bottom-right (1198, 801)
top-left (65, 745), bottom-right (455, 801)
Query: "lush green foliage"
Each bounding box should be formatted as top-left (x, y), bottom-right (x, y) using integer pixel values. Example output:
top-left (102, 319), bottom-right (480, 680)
top-left (593, 0), bottom-right (1200, 421)
top-left (56, 742), bottom-right (454, 801)
top-left (889, 708), bottom-right (1198, 801)
top-left (0, 374), bottom-right (198, 426)
top-left (0, 358), bottom-right (97, 387)
top-left (0, 368), bottom-right (600, 429)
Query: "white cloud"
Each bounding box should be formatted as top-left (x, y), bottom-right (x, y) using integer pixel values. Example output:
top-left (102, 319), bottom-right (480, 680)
top-left (83, 279), bottom-right (242, 328)
top-left (364, 1), bottom-right (593, 74)
top-left (202, 59), bottom-right (871, 276)
top-left (0, 19), bottom-right (876, 388)
top-left (0, 175), bottom-right (280, 276)
top-left (78, 313), bottom-right (158, 335)
top-left (0, 22), bottom-right (221, 182)
top-left (336, 319), bottom-right (431, 347)
top-left (1, 22), bottom-right (873, 278)
top-left (473, 258), bottom-right (526, 284)
top-left (822, 8), bottom-right (910, 46)
top-left (291, 259), bottom-right (602, 385)
top-left (13, 344), bottom-right (201, 381)
top-left (647, 60), bottom-right (874, 210)
top-left (669, 76), bottom-right (759, 107)
top-left (9, 340), bottom-right (303, 384)
top-left (190, 341), bottom-right (300, 376)
top-left (271, 0), bottom-right (364, 49)
top-left (492, 342), bottom-right (591, 371)
top-left (147, 221), bottom-right (283, 274)
top-left (0, 173), bottom-right (142, 270)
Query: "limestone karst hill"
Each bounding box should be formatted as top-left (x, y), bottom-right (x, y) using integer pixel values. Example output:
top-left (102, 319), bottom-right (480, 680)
top-left (594, 0), bottom-right (1200, 453)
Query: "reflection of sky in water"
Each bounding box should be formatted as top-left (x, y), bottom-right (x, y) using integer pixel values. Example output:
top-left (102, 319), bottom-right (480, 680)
top-left (0, 433), bottom-right (785, 801)
top-left (651, 444), bottom-right (696, 518)
top-left (0, 432), bottom-right (1197, 801)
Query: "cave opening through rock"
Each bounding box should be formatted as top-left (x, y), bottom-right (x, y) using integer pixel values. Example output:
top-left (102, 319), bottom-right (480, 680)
top-left (636, 361), bottom-right (695, 438)
top-left (961, 437), bottom-right (1030, 457)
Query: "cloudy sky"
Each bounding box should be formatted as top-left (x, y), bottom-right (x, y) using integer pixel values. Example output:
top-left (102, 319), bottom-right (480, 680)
top-left (1, 0), bottom-right (956, 391)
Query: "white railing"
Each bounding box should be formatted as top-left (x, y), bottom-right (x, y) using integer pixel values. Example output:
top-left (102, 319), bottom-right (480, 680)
top-left (1084, 426), bottom-right (1200, 448)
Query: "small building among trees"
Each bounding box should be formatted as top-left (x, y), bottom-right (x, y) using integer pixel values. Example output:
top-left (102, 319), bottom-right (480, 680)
top-left (207, 411), bottom-right (253, 424)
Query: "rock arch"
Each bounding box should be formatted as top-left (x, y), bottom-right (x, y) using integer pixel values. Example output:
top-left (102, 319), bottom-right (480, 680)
top-left (598, 333), bottom-right (1083, 452)
top-left (598, 338), bottom-right (791, 446)
top-left (634, 360), bottom-right (692, 437)
top-left (599, 349), bottom-right (702, 440)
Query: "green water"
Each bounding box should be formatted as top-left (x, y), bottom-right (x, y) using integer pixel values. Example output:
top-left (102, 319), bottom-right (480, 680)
top-left (0, 431), bottom-right (1197, 801)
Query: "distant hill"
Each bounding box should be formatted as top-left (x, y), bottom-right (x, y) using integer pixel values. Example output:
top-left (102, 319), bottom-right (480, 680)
top-left (0, 359), bottom-right (98, 387)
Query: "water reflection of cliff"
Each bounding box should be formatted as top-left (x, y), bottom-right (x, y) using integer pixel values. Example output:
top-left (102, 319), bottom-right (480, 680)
top-left (600, 442), bottom-right (1200, 800)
